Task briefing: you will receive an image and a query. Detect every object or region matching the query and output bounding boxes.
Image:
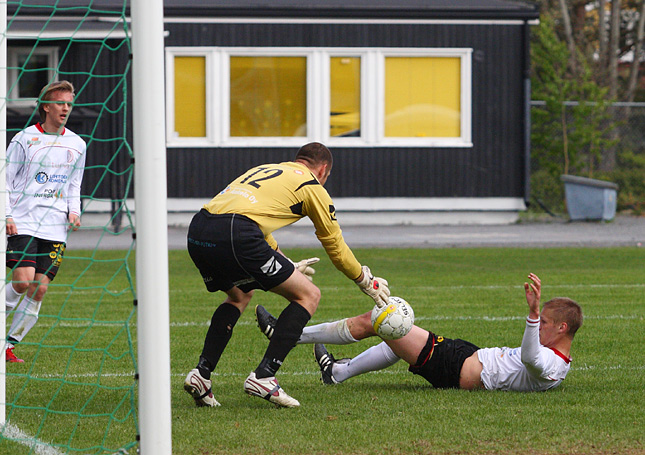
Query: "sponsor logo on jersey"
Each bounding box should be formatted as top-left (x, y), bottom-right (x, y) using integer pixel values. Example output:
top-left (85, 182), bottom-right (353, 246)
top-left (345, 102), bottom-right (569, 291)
top-left (67, 150), bottom-right (75, 163)
top-left (225, 187), bottom-right (258, 204)
top-left (28, 137), bottom-right (41, 147)
top-left (49, 174), bottom-right (68, 183)
top-left (218, 185), bottom-right (231, 195)
top-left (34, 188), bottom-right (64, 199)
top-left (35, 172), bottom-right (49, 184)
top-left (293, 169), bottom-right (304, 175)
top-left (260, 257), bottom-right (282, 277)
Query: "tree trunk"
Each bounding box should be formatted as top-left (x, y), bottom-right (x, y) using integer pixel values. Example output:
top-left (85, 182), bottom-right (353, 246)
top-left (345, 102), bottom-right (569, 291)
top-left (558, 0), bottom-right (578, 72)
top-left (598, 0), bottom-right (608, 81)
top-left (626, 0), bottom-right (645, 102)
top-left (608, 0), bottom-right (622, 99)
top-left (601, 0), bottom-right (623, 172)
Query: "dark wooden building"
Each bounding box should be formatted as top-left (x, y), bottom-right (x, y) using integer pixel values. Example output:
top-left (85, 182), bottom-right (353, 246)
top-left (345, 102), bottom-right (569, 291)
top-left (5, 0), bottom-right (540, 224)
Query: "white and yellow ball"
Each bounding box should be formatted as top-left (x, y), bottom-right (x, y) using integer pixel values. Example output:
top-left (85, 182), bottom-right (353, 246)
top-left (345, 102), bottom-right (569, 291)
top-left (371, 296), bottom-right (414, 340)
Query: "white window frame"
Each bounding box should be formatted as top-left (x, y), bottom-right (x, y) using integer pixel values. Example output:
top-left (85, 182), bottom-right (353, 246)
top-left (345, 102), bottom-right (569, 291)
top-left (165, 47), bottom-right (215, 146)
top-left (7, 46), bottom-right (59, 106)
top-left (165, 46), bottom-right (472, 148)
top-left (377, 48), bottom-right (472, 147)
top-left (222, 48), bottom-right (313, 147)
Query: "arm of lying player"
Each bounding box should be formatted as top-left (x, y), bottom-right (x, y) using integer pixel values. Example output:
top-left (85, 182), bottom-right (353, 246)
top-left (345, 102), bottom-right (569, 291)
top-left (355, 265), bottom-right (390, 308)
top-left (524, 272), bottom-right (541, 320)
top-left (521, 273), bottom-right (546, 373)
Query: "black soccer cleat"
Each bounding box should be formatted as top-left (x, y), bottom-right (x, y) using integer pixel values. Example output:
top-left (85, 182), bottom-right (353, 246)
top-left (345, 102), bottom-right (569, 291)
top-left (255, 305), bottom-right (277, 340)
top-left (314, 343), bottom-right (341, 385)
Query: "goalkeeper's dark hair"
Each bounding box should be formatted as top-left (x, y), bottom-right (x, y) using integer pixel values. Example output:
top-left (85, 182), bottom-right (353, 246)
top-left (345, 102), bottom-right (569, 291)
top-left (295, 142), bottom-right (333, 168)
top-left (37, 80), bottom-right (76, 122)
top-left (543, 297), bottom-right (583, 338)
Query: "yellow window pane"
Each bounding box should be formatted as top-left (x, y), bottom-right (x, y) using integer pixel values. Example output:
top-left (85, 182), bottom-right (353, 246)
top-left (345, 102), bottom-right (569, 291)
top-left (230, 56), bottom-right (306, 137)
top-left (330, 57), bottom-right (361, 137)
top-left (174, 56), bottom-right (206, 137)
top-left (385, 57), bottom-right (461, 138)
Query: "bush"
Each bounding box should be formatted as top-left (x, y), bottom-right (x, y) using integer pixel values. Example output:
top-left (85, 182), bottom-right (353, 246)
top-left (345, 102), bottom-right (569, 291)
top-left (529, 169), bottom-right (565, 215)
top-left (601, 152), bottom-right (645, 215)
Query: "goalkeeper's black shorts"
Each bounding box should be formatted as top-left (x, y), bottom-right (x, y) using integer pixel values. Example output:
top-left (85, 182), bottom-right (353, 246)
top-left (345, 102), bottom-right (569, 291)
top-left (187, 209), bottom-right (295, 293)
top-left (408, 331), bottom-right (480, 389)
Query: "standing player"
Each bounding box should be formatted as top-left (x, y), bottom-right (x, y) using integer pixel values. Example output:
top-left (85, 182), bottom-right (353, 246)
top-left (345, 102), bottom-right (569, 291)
top-left (5, 80), bottom-right (87, 363)
top-left (257, 273), bottom-right (583, 392)
top-left (184, 141), bottom-right (390, 408)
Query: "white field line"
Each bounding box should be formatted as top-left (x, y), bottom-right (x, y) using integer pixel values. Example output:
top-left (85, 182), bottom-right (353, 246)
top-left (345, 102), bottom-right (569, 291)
top-left (23, 363), bottom-right (645, 381)
top-left (37, 282), bottom-right (645, 297)
top-left (0, 422), bottom-right (66, 455)
top-left (30, 313), bottom-right (642, 330)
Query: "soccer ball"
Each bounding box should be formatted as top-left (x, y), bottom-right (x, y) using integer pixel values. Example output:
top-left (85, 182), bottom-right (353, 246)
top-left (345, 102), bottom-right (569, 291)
top-left (371, 296), bottom-right (415, 340)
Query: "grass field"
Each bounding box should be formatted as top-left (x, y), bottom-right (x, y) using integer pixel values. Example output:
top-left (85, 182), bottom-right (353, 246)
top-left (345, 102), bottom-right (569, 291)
top-left (2, 246), bottom-right (644, 454)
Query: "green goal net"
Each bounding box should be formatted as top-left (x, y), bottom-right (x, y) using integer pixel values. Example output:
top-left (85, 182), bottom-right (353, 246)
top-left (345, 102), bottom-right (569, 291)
top-left (1, 1), bottom-right (138, 453)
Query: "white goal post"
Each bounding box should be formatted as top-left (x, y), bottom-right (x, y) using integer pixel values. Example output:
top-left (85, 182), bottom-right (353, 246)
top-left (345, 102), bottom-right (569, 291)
top-left (131, 0), bottom-right (173, 453)
top-left (1, 0), bottom-right (8, 426)
top-left (0, 0), bottom-right (173, 452)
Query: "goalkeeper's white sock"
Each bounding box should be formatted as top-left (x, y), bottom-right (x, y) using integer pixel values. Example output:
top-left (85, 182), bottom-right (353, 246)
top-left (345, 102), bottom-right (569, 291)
top-left (8, 295), bottom-right (42, 343)
top-left (332, 342), bottom-right (400, 383)
top-left (297, 318), bottom-right (358, 345)
top-left (6, 283), bottom-right (25, 312)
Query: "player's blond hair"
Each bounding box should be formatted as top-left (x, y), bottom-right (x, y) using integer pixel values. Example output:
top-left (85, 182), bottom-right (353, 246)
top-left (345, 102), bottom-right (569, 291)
top-left (543, 297), bottom-right (583, 337)
top-left (37, 80), bottom-right (75, 122)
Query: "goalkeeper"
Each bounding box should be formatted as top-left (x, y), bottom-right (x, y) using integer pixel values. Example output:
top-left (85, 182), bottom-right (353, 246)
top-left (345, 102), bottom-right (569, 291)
top-left (256, 273), bottom-right (583, 392)
top-left (184, 141), bottom-right (390, 408)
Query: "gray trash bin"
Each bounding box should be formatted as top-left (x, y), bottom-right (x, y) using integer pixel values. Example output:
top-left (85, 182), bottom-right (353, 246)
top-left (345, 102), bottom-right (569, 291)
top-left (561, 174), bottom-right (619, 221)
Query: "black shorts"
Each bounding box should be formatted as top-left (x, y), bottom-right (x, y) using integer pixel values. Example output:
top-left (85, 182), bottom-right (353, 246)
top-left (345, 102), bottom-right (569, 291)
top-left (408, 331), bottom-right (480, 389)
top-left (187, 209), bottom-right (295, 293)
top-left (6, 235), bottom-right (66, 281)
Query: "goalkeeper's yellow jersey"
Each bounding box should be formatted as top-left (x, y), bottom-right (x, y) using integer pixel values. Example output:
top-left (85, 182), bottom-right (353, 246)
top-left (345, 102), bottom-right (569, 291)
top-left (204, 161), bottom-right (362, 281)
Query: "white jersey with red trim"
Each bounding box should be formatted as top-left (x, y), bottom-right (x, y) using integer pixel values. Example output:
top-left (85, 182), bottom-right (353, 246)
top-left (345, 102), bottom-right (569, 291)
top-left (477, 318), bottom-right (571, 391)
top-left (5, 123), bottom-right (86, 242)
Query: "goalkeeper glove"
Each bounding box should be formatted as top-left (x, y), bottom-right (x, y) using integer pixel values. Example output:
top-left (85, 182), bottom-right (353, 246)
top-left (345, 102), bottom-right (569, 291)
top-left (355, 265), bottom-right (390, 308)
top-left (290, 257), bottom-right (320, 281)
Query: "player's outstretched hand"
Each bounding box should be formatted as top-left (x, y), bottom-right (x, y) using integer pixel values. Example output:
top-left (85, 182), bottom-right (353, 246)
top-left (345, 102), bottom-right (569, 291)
top-left (524, 272), bottom-right (541, 319)
top-left (291, 257), bottom-right (320, 281)
top-left (355, 265), bottom-right (390, 308)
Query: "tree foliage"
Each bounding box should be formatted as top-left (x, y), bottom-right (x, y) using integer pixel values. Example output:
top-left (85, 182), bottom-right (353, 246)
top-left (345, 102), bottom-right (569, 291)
top-left (532, 14), bottom-right (616, 179)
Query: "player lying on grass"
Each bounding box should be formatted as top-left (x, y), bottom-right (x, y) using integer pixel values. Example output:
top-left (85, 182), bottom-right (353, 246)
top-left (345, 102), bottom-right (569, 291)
top-left (256, 273), bottom-right (583, 391)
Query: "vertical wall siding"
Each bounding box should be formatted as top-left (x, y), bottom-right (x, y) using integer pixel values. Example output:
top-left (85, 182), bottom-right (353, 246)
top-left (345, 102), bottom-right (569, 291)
top-left (64, 42), bottom-right (133, 201)
top-left (165, 22), bottom-right (526, 199)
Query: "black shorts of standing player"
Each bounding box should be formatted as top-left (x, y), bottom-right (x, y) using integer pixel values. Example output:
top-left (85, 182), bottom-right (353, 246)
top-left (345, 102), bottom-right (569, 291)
top-left (187, 209), bottom-right (295, 293)
top-left (6, 235), bottom-right (66, 281)
top-left (408, 331), bottom-right (480, 389)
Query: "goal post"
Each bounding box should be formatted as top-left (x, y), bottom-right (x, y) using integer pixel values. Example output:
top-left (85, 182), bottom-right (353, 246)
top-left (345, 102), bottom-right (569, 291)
top-left (1, 0), bottom-right (7, 426)
top-left (0, 0), bottom-right (172, 452)
top-left (131, 0), bottom-right (172, 453)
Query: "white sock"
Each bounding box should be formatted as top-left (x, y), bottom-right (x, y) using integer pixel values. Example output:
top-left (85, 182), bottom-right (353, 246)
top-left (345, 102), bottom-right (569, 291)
top-left (8, 296), bottom-right (42, 343)
top-left (5, 283), bottom-right (25, 312)
top-left (332, 342), bottom-right (401, 383)
top-left (297, 319), bottom-right (358, 345)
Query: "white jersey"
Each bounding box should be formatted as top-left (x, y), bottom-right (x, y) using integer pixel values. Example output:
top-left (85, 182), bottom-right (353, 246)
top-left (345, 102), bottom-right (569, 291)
top-left (477, 318), bottom-right (571, 392)
top-left (6, 123), bottom-right (86, 242)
